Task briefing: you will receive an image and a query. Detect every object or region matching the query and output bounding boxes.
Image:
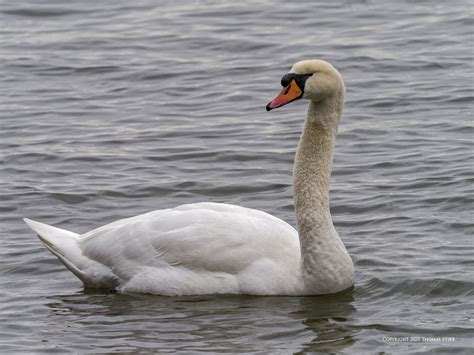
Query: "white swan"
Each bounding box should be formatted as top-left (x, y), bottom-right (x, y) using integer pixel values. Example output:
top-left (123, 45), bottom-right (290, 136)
top-left (24, 60), bottom-right (354, 296)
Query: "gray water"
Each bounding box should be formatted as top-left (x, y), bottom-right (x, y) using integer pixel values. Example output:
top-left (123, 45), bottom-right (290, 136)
top-left (1, 0), bottom-right (473, 353)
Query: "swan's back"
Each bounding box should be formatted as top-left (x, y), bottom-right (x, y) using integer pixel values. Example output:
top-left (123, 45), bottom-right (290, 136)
top-left (30, 202), bottom-right (302, 295)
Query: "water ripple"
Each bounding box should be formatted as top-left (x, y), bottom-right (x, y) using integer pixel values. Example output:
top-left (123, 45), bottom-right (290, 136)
top-left (1, 0), bottom-right (472, 353)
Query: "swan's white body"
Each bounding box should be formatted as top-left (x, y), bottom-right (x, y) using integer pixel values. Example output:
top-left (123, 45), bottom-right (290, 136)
top-left (25, 203), bottom-right (306, 295)
top-left (25, 60), bottom-right (355, 296)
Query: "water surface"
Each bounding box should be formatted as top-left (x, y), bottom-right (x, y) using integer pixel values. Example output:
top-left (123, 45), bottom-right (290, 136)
top-left (1, 0), bottom-right (473, 352)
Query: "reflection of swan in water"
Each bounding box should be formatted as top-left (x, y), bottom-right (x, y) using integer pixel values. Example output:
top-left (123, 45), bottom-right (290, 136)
top-left (295, 292), bottom-right (356, 352)
top-left (46, 290), bottom-right (356, 352)
top-left (25, 60), bottom-right (354, 296)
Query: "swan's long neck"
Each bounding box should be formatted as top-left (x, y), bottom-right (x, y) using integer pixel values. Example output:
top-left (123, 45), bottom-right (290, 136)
top-left (293, 101), bottom-right (339, 218)
top-left (293, 97), bottom-right (352, 293)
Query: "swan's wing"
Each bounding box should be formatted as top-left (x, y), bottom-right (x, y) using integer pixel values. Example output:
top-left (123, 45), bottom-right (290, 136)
top-left (78, 202), bottom-right (300, 294)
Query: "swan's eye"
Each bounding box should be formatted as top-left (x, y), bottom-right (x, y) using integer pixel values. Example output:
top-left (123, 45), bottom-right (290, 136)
top-left (281, 73), bottom-right (314, 90)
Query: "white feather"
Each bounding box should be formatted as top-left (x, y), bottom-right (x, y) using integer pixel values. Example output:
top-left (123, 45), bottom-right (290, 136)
top-left (24, 60), bottom-right (355, 296)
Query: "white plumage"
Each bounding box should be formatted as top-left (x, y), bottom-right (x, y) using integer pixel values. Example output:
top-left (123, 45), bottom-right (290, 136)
top-left (25, 203), bottom-right (302, 295)
top-left (25, 60), bottom-right (355, 296)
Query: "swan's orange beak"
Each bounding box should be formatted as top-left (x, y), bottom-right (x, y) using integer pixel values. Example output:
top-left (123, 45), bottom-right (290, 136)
top-left (266, 79), bottom-right (303, 111)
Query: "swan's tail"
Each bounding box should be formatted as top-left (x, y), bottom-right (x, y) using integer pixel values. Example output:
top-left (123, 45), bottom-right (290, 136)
top-left (23, 218), bottom-right (87, 280)
top-left (23, 218), bottom-right (117, 288)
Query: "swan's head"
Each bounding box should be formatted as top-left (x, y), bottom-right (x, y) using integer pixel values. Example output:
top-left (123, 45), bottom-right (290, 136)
top-left (266, 60), bottom-right (344, 111)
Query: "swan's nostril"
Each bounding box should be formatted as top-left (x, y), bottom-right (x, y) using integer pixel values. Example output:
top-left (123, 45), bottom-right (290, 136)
top-left (266, 78), bottom-right (303, 111)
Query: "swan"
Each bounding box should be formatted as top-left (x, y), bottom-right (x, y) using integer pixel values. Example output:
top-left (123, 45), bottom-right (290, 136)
top-left (24, 60), bottom-right (354, 296)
